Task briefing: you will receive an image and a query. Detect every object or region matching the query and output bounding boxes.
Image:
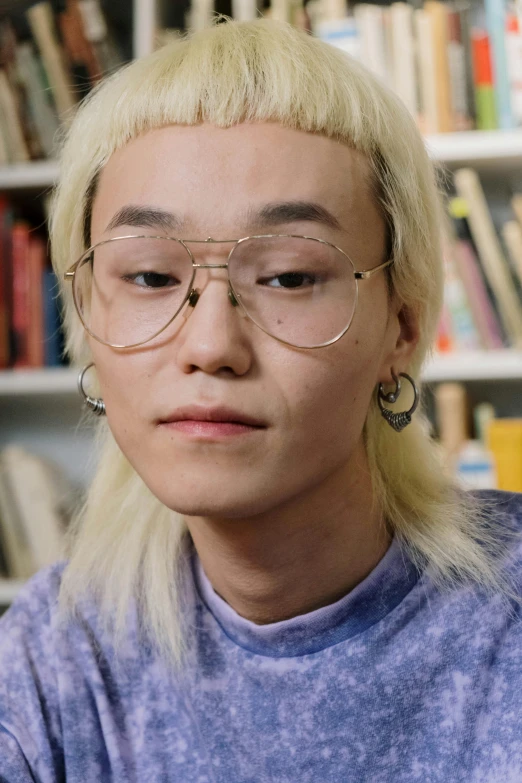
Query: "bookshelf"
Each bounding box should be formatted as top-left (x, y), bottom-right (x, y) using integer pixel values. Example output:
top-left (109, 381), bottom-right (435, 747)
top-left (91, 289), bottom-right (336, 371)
top-left (1, 2), bottom-right (522, 606)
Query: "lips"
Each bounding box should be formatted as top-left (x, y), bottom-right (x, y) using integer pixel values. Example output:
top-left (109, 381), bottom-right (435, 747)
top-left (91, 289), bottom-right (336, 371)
top-left (158, 405), bottom-right (266, 428)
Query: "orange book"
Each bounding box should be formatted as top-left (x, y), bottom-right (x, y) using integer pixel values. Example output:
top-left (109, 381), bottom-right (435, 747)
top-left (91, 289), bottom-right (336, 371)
top-left (0, 197), bottom-right (12, 368)
top-left (27, 235), bottom-right (46, 368)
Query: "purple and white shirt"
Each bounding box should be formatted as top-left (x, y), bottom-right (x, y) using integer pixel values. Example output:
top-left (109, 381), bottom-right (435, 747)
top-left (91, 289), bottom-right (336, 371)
top-left (1, 490), bottom-right (522, 782)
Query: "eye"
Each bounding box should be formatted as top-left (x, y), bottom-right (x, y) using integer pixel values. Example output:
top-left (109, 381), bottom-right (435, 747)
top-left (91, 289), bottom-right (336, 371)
top-left (122, 272), bottom-right (180, 288)
top-left (259, 272), bottom-right (318, 289)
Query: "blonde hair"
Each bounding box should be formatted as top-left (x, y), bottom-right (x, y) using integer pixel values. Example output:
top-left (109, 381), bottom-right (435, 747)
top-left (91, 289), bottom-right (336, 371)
top-left (49, 17), bottom-right (518, 669)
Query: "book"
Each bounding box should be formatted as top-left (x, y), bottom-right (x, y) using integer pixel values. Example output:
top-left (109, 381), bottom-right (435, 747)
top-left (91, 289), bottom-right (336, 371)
top-left (390, 2), bottom-right (418, 121)
top-left (0, 452), bottom-right (35, 579)
top-left (14, 40), bottom-right (61, 159)
top-left (27, 234), bottom-right (46, 368)
top-left (0, 446), bottom-right (70, 573)
top-left (505, 10), bottom-right (522, 127)
top-left (26, 1), bottom-right (77, 120)
top-left (414, 8), bottom-right (438, 134)
top-left (447, 5), bottom-right (473, 130)
top-left (11, 220), bottom-right (32, 369)
top-left (43, 268), bottom-right (65, 367)
top-left (353, 4), bottom-right (388, 87)
top-left (0, 69), bottom-right (30, 163)
top-left (448, 196), bottom-right (505, 349)
top-left (57, 0), bottom-right (102, 99)
top-left (453, 168), bottom-right (522, 347)
top-left (471, 28), bottom-right (498, 129)
top-left (424, 1), bottom-right (453, 132)
top-left (502, 220), bottom-right (522, 290)
top-left (484, 0), bottom-right (514, 128)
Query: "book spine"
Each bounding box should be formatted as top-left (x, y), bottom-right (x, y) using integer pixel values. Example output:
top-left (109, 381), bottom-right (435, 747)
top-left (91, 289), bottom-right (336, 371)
top-left (390, 3), bottom-right (418, 121)
top-left (471, 29), bottom-right (498, 129)
top-left (11, 221), bottom-right (31, 369)
top-left (505, 11), bottom-right (522, 127)
top-left (26, 1), bottom-right (76, 120)
top-left (27, 235), bottom-right (46, 368)
top-left (414, 8), bottom-right (438, 133)
top-left (484, 0), bottom-right (514, 128)
top-left (43, 269), bottom-right (65, 366)
top-left (447, 7), bottom-right (473, 130)
top-left (425, 0), bottom-right (454, 131)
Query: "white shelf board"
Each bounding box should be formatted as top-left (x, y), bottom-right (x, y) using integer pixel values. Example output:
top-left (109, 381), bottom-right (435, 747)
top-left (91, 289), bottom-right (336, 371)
top-left (423, 350), bottom-right (522, 382)
top-left (425, 130), bottom-right (522, 167)
top-left (0, 159), bottom-right (60, 190)
top-left (0, 367), bottom-right (77, 396)
top-left (0, 578), bottom-right (26, 605)
top-left (0, 131), bottom-right (521, 189)
top-left (0, 352), bottom-right (521, 395)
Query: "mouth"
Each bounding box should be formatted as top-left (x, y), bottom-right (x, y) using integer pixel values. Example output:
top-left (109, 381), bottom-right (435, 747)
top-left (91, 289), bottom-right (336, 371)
top-left (157, 405), bottom-right (266, 438)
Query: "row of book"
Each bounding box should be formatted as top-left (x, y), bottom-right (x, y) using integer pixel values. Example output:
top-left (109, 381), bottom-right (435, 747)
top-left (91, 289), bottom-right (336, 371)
top-left (0, 164), bottom-right (521, 369)
top-left (179, 0), bottom-right (522, 134)
top-left (0, 444), bottom-right (75, 580)
top-left (0, 0), bottom-right (125, 164)
top-left (0, 196), bottom-right (66, 369)
top-left (440, 167), bottom-right (522, 352)
top-left (308, 0), bottom-right (522, 134)
top-left (433, 383), bottom-right (522, 492)
top-left (2, 0), bottom-right (522, 162)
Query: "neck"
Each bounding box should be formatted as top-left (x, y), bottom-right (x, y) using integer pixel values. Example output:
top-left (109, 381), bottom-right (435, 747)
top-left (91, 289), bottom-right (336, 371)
top-left (185, 442), bottom-right (392, 625)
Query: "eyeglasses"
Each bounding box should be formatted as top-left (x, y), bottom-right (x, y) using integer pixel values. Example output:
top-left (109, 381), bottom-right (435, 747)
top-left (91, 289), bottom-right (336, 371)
top-left (64, 234), bottom-right (394, 350)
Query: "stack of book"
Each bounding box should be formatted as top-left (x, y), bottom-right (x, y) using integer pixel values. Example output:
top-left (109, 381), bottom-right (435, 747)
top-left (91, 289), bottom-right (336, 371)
top-left (0, 0), bottom-right (125, 164)
top-left (0, 195), bottom-right (66, 369)
top-left (439, 168), bottom-right (522, 352)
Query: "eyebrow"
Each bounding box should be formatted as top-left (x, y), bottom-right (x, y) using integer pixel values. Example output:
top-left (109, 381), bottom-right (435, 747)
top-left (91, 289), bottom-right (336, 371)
top-left (104, 200), bottom-right (344, 235)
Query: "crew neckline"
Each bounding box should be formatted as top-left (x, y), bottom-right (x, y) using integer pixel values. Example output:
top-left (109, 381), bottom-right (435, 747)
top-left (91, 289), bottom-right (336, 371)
top-left (190, 537), bottom-right (422, 657)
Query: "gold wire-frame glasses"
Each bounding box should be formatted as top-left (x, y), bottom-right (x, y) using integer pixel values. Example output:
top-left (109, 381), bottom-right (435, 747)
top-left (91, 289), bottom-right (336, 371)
top-left (64, 233), bottom-right (394, 350)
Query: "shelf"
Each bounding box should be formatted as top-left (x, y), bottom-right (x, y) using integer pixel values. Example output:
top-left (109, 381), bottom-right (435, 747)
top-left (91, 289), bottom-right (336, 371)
top-left (423, 350), bottom-right (522, 382)
top-left (0, 159), bottom-right (59, 190)
top-left (0, 578), bottom-right (26, 605)
top-left (424, 130), bottom-right (522, 169)
top-left (0, 351), bottom-right (521, 395)
top-left (0, 131), bottom-right (521, 189)
top-left (0, 367), bottom-right (77, 396)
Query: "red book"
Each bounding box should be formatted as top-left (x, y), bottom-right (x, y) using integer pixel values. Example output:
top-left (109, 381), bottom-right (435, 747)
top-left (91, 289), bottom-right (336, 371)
top-left (11, 221), bottom-right (31, 369)
top-left (0, 196), bottom-right (11, 368)
top-left (27, 235), bottom-right (46, 367)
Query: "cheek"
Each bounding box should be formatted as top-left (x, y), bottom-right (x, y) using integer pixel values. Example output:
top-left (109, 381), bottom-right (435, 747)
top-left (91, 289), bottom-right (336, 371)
top-left (283, 339), bottom-right (378, 449)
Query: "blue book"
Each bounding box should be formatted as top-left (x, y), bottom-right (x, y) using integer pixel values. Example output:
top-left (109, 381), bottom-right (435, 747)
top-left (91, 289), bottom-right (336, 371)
top-left (42, 269), bottom-right (65, 367)
top-left (484, 0), bottom-right (514, 129)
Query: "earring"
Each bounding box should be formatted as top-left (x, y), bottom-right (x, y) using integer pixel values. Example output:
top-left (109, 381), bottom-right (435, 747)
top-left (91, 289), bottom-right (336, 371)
top-left (378, 371), bottom-right (419, 432)
top-left (77, 362), bottom-right (106, 416)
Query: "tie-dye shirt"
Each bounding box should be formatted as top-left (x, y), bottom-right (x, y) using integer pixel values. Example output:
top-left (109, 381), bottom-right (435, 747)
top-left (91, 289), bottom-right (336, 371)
top-left (1, 490), bottom-right (522, 782)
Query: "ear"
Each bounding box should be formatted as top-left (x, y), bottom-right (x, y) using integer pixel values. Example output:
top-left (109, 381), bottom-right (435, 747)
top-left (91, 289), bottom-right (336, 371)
top-left (378, 299), bottom-right (420, 386)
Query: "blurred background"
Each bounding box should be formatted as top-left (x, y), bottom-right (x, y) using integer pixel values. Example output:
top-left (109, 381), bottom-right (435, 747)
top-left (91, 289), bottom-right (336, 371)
top-left (0, 0), bottom-right (521, 610)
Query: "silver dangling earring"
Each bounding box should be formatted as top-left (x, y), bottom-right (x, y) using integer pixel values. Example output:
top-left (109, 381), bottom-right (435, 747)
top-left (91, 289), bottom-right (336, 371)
top-left (77, 362), bottom-right (106, 416)
top-left (378, 370), bottom-right (419, 432)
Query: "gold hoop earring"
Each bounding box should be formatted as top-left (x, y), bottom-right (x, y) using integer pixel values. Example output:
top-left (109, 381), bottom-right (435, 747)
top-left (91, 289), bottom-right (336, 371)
top-left (378, 371), bottom-right (419, 432)
top-left (77, 362), bottom-right (106, 416)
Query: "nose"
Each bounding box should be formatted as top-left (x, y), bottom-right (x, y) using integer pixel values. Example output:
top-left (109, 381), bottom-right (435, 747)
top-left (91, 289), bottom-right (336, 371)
top-left (175, 272), bottom-right (252, 376)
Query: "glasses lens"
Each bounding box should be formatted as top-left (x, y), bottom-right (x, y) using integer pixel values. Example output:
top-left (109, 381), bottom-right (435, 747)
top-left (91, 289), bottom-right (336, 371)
top-left (73, 236), bottom-right (193, 347)
top-left (228, 236), bottom-right (357, 348)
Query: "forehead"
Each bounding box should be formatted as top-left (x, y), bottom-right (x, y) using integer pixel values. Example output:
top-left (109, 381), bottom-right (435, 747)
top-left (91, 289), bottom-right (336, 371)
top-left (90, 122), bottom-right (377, 241)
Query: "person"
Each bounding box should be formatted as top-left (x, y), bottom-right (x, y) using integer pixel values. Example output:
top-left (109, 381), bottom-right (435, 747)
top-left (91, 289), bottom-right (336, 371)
top-left (1, 16), bottom-right (522, 782)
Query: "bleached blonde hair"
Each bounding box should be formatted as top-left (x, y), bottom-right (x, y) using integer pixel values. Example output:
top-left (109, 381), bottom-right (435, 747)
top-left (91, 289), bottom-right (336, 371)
top-left (49, 17), bottom-right (518, 670)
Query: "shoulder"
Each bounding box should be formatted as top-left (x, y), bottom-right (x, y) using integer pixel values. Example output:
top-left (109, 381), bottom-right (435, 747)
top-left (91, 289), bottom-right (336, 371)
top-left (0, 560), bottom-right (67, 636)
